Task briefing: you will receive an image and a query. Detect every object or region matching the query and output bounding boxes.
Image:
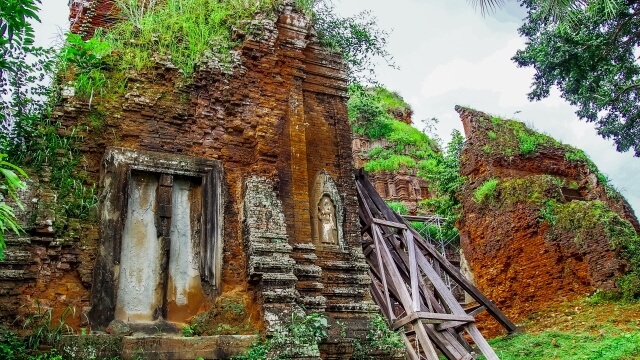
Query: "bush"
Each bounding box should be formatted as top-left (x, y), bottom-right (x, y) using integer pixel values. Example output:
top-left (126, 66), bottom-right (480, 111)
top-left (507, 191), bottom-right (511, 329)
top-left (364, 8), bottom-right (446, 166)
top-left (232, 312), bottom-right (328, 359)
top-left (352, 313), bottom-right (403, 360)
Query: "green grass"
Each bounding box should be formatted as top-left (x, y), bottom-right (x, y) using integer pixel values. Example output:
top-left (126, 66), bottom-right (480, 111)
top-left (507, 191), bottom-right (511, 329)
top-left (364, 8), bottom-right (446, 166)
top-left (352, 85), bottom-right (438, 174)
top-left (100, 0), bottom-right (280, 77)
top-left (386, 201), bottom-right (408, 215)
top-left (474, 178), bottom-right (499, 203)
top-left (369, 87), bottom-right (412, 119)
top-left (364, 154), bottom-right (416, 172)
top-left (486, 330), bottom-right (640, 360)
top-left (61, 0), bottom-right (287, 99)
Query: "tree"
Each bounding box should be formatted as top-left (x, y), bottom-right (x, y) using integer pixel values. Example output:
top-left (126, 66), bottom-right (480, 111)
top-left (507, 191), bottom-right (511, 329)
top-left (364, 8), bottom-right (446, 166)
top-left (513, 0), bottom-right (640, 156)
top-left (472, 0), bottom-right (639, 155)
top-left (0, 0), bottom-right (39, 259)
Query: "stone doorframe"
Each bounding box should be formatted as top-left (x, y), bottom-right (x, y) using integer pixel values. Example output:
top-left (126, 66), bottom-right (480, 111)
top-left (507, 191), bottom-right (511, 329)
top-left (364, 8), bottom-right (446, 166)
top-left (88, 147), bottom-right (223, 330)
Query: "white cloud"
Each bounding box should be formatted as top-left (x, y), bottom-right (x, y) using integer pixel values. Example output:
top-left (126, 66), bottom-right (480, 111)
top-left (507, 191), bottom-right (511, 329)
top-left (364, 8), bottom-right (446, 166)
top-left (421, 37), bottom-right (533, 108)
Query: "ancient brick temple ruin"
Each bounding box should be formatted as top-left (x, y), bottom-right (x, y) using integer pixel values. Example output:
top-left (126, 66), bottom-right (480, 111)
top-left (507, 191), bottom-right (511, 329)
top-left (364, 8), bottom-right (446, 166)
top-left (456, 106), bottom-right (640, 336)
top-left (0, 2), bottom-right (380, 358)
top-left (352, 133), bottom-right (431, 215)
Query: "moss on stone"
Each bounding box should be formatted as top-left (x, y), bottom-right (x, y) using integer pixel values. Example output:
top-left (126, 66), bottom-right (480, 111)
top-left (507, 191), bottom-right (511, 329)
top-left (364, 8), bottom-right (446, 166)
top-left (547, 200), bottom-right (640, 271)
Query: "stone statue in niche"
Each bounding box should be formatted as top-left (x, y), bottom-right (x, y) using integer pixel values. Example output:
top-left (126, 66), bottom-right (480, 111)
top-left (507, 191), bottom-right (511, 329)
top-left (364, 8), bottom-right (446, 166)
top-left (318, 194), bottom-right (338, 244)
top-left (312, 171), bottom-right (344, 248)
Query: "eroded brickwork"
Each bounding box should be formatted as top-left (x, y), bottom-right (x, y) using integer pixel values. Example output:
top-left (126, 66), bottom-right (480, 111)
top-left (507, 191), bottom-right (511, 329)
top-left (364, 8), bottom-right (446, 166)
top-left (351, 137), bottom-right (432, 215)
top-left (1, 3), bottom-right (374, 357)
top-left (456, 106), bottom-right (640, 336)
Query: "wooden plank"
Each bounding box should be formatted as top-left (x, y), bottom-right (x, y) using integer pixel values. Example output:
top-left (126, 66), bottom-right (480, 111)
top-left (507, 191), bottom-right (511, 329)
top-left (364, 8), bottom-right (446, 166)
top-left (355, 172), bottom-right (513, 359)
top-left (373, 226), bottom-right (415, 311)
top-left (372, 229), bottom-right (395, 321)
top-left (467, 305), bottom-right (487, 317)
top-left (436, 320), bottom-right (467, 331)
top-left (416, 250), bottom-right (468, 316)
top-left (411, 226), bottom-right (517, 332)
top-left (466, 324), bottom-right (499, 360)
top-left (358, 172), bottom-right (516, 333)
top-left (372, 218), bottom-right (408, 229)
top-left (401, 333), bottom-right (420, 360)
top-left (413, 320), bottom-right (442, 360)
top-left (393, 312), bottom-right (474, 329)
top-left (406, 230), bottom-right (420, 313)
top-left (423, 322), bottom-right (470, 360)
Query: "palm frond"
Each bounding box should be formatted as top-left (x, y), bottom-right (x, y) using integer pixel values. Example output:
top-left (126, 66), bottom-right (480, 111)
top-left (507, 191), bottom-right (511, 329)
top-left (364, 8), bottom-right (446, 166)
top-left (468, 0), bottom-right (507, 15)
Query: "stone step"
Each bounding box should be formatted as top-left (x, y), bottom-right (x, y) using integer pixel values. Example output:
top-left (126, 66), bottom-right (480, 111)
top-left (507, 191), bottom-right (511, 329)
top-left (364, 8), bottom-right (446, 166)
top-left (322, 286), bottom-right (369, 298)
top-left (322, 273), bottom-right (371, 286)
top-left (248, 255), bottom-right (295, 275)
top-left (294, 264), bottom-right (322, 278)
top-left (316, 259), bottom-right (369, 272)
top-left (296, 280), bottom-right (324, 291)
top-left (57, 334), bottom-right (258, 360)
top-left (298, 295), bottom-right (327, 309)
top-left (325, 301), bottom-right (379, 313)
top-left (261, 272), bottom-right (298, 287)
top-left (249, 241), bottom-right (293, 255)
top-left (262, 287), bottom-right (299, 303)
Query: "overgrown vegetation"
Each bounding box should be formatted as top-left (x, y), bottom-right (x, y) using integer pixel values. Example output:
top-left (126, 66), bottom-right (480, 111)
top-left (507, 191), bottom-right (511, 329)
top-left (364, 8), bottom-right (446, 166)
top-left (0, 302), bottom-right (76, 360)
top-left (477, 114), bottom-right (559, 157)
top-left (349, 85), bottom-right (464, 242)
top-left (184, 295), bottom-right (253, 336)
top-left (62, 0), bottom-right (393, 99)
top-left (232, 312), bottom-right (329, 360)
top-left (352, 314), bottom-right (404, 360)
top-left (474, 178), bottom-right (499, 203)
top-left (418, 130), bottom-right (465, 240)
top-left (474, 110), bottom-right (620, 195)
top-left (349, 86), bottom-right (437, 173)
top-left (483, 296), bottom-right (640, 360)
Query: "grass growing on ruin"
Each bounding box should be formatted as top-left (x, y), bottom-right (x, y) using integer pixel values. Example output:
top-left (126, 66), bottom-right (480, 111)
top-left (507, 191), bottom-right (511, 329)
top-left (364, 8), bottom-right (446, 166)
top-left (480, 115), bottom-right (559, 157)
top-left (349, 84), bottom-right (438, 173)
top-left (474, 178), bottom-right (499, 203)
top-left (470, 108), bottom-right (620, 196)
top-left (483, 297), bottom-right (640, 360)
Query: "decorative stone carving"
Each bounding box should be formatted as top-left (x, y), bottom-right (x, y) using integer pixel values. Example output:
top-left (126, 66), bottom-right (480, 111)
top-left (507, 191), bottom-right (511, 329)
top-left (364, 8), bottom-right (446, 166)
top-left (311, 171), bottom-right (344, 249)
top-left (318, 195), bottom-right (338, 245)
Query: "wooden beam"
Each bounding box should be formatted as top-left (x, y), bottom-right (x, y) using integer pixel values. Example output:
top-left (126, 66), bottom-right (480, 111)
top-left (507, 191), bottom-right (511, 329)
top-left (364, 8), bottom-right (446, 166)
top-left (357, 172), bottom-right (517, 333)
top-left (401, 333), bottom-right (421, 360)
top-left (392, 312), bottom-right (474, 330)
top-left (406, 230), bottom-right (420, 313)
top-left (372, 218), bottom-right (408, 229)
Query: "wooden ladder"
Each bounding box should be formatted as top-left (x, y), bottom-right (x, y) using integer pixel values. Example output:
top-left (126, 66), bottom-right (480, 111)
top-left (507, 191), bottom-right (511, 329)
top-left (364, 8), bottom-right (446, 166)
top-left (356, 171), bottom-right (517, 359)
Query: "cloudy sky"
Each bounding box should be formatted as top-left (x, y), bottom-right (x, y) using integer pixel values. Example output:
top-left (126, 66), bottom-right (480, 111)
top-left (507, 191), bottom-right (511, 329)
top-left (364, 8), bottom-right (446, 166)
top-left (34, 0), bottom-right (640, 213)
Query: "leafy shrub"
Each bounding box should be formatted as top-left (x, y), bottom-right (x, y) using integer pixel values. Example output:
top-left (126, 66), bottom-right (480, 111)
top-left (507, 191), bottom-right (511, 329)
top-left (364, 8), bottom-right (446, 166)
top-left (22, 303), bottom-right (75, 350)
top-left (474, 178), bottom-right (499, 203)
top-left (0, 327), bottom-right (25, 360)
top-left (386, 201), bottom-right (408, 215)
top-left (352, 313), bottom-right (403, 360)
top-left (232, 312), bottom-right (329, 359)
top-left (616, 273), bottom-right (640, 302)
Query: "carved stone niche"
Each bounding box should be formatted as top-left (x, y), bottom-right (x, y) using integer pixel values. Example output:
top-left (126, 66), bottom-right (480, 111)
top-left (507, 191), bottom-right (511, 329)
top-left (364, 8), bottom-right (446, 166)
top-left (88, 147), bottom-right (223, 331)
top-left (311, 171), bottom-right (344, 250)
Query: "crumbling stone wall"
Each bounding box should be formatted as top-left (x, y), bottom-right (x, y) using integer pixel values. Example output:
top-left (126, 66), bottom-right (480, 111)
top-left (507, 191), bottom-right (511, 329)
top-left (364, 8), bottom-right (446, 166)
top-left (456, 106), bottom-right (640, 336)
top-left (0, 3), bottom-right (376, 356)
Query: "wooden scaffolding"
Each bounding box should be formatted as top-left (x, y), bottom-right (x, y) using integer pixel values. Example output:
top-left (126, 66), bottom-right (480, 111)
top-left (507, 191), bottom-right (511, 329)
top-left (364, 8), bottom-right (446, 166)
top-left (356, 171), bottom-right (517, 359)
